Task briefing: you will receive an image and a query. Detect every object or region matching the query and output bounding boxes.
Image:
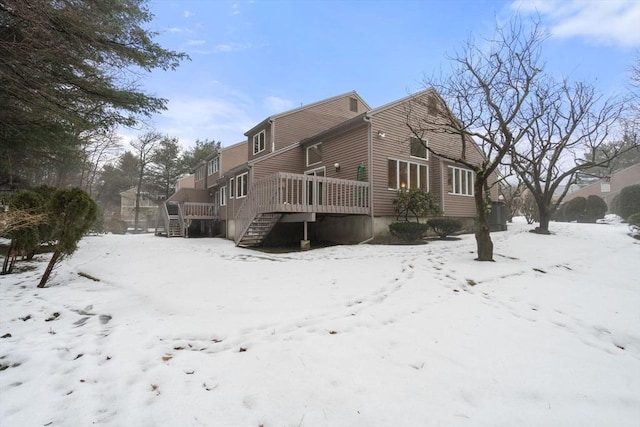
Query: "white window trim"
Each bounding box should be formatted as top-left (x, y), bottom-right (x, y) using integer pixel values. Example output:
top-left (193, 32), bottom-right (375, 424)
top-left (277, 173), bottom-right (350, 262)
top-left (219, 186), bottom-right (226, 206)
top-left (448, 165), bottom-right (474, 196)
top-left (207, 157), bottom-right (219, 175)
top-left (387, 158), bottom-right (429, 191)
top-left (236, 172), bottom-right (248, 198)
top-left (306, 143), bottom-right (322, 167)
top-left (409, 136), bottom-right (429, 161)
top-left (253, 130), bottom-right (266, 155)
top-left (195, 167), bottom-right (204, 182)
top-left (229, 177), bottom-right (235, 199)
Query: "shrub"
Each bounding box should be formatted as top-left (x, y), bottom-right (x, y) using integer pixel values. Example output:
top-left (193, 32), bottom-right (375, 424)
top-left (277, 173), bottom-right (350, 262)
top-left (609, 194), bottom-right (620, 216)
top-left (392, 189), bottom-right (440, 222)
top-left (584, 195), bottom-right (608, 223)
top-left (427, 218), bottom-right (463, 239)
top-left (89, 208), bottom-right (105, 234)
top-left (628, 213), bottom-right (640, 227)
top-left (2, 190), bottom-right (47, 274)
top-left (521, 192), bottom-right (539, 224)
top-left (105, 218), bottom-right (128, 234)
top-left (564, 197), bottom-right (587, 222)
top-left (39, 188), bottom-right (97, 287)
top-left (618, 184), bottom-right (640, 220)
top-left (552, 204), bottom-right (567, 222)
top-left (389, 222), bottom-right (429, 243)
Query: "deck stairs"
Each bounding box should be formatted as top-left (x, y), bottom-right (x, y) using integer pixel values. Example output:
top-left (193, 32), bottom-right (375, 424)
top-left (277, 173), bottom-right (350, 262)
top-left (167, 216), bottom-right (182, 237)
top-left (237, 213), bottom-right (282, 247)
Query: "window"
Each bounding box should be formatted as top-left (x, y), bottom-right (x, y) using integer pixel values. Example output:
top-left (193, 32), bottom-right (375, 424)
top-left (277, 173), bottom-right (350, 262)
top-left (236, 172), bottom-right (248, 198)
top-left (388, 159), bottom-right (428, 190)
top-left (410, 136), bottom-right (428, 159)
top-left (600, 181), bottom-right (611, 192)
top-left (195, 166), bottom-right (204, 181)
top-left (447, 166), bottom-right (474, 196)
top-left (349, 97), bottom-right (358, 112)
top-left (219, 186), bottom-right (226, 206)
top-left (253, 130), bottom-right (266, 155)
top-left (207, 157), bottom-right (219, 175)
top-left (306, 143), bottom-right (322, 166)
top-left (229, 177), bottom-right (235, 198)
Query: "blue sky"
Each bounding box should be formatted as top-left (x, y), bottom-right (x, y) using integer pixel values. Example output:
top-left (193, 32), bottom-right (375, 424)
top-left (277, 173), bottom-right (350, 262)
top-left (126, 0), bottom-right (640, 148)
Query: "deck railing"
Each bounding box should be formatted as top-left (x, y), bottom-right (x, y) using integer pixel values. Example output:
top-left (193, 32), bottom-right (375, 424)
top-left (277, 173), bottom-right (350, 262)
top-left (182, 202), bottom-right (217, 219)
top-left (235, 172), bottom-right (369, 243)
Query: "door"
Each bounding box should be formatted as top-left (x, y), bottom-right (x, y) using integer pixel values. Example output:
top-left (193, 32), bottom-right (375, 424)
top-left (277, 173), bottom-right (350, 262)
top-left (305, 167), bottom-right (326, 207)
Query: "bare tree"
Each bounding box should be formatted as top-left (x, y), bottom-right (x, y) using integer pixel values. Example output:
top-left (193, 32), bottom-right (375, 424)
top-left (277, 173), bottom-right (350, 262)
top-left (130, 131), bottom-right (162, 233)
top-left (407, 19), bottom-right (545, 261)
top-left (511, 78), bottom-right (624, 234)
top-left (500, 179), bottom-right (526, 222)
top-left (78, 129), bottom-right (123, 196)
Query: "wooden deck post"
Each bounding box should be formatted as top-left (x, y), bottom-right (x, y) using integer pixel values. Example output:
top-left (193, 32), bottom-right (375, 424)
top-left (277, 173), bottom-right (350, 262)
top-left (301, 221), bottom-right (310, 250)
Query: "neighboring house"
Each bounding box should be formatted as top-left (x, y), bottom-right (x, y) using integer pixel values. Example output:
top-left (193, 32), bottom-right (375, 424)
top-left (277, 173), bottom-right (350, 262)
top-left (158, 141), bottom-right (248, 237)
top-left (160, 89), bottom-right (499, 246)
top-left (119, 187), bottom-right (159, 231)
top-left (175, 174), bottom-right (195, 191)
top-left (562, 163), bottom-right (640, 208)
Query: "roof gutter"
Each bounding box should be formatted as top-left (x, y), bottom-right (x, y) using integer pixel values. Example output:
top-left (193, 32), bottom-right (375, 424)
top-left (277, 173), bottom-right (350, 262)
top-left (359, 113), bottom-right (375, 244)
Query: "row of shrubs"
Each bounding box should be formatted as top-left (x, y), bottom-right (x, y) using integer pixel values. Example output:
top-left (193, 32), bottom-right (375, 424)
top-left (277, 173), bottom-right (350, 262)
top-left (389, 218), bottom-right (463, 243)
top-left (555, 184), bottom-right (640, 224)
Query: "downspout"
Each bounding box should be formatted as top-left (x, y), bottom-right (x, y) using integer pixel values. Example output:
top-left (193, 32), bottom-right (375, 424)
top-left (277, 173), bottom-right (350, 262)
top-left (440, 157), bottom-right (445, 213)
top-left (269, 119), bottom-right (275, 152)
top-left (359, 114), bottom-right (375, 244)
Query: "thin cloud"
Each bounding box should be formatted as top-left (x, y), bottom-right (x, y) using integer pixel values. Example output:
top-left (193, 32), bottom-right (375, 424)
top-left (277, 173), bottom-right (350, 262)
top-left (157, 97), bottom-right (255, 147)
top-left (513, 0), bottom-right (640, 47)
top-left (213, 42), bottom-right (251, 53)
top-left (263, 96), bottom-right (294, 113)
top-left (183, 10), bottom-right (193, 18)
top-left (232, 2), bottom-right (240, 15)
top-left (187, 39), bottom-right (206, 46)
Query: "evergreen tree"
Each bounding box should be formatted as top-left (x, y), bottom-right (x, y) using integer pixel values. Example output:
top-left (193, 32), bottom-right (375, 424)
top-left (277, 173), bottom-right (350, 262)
top-left (0, 0), bottom-right (187, 187)
top-left (38, 188), bottom-right (97, 288)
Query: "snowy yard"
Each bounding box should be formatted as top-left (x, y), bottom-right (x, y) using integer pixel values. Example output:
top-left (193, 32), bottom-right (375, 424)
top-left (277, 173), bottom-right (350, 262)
top-left (1, 219), bottom-right (639, 427)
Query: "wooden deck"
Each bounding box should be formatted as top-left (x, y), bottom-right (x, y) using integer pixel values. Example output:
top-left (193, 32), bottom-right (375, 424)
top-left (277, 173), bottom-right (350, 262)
top-left (235, 172), bottom-right (370, 243)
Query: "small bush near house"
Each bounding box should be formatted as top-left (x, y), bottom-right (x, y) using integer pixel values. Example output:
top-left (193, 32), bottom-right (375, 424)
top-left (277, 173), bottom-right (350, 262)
top-left (552, 204), bottom-right (567, 222)
top-left (584, 195), bottom-right (608, 223)
top-left (392, 188), bottom-right (440, 222)
top-left (609, 194), bottom-right (620, 216)
top-left (618, 184), bottom-right (640, 220)
top-left (628, 213), bottom-right (640, 227)
top-left (564, 197), bottom-right (587, 222)
top-left (389, 222), bottom-right (429, 243)
top-left (427, 218), bottom-right (463, 239)
top-left (105, 218), bottom-right (128, 234)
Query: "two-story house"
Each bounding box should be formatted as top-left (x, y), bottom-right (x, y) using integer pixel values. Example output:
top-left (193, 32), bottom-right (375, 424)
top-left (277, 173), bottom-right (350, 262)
top-left (159, 89), bottom-right (498, 246)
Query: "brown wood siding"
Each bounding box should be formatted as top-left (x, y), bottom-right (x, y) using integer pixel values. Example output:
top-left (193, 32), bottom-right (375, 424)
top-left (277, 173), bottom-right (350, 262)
top-left (221, 142), bottom-right (248, 174)
top-left (252, 147), bottom-right (304, 181)
top-left (370, 93), bottom-right (494, 219)
top-left (247, 125), bottom-right (272, 162)
top-left (318, 124), bottom-right (369, 181)
top-left (440, 160), bottom-right (477, 217)
top-left (268, 96), bottom-right (364, 155)
top-left (369, 105), bottom-right (432, 217)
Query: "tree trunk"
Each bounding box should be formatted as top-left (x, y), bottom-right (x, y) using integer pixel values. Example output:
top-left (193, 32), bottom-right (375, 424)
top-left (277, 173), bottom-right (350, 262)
top-left (38, 250), bottom-right (61, 288)
top-left (474, 179), bottom-right (494, 261)
top-left (536, 208), bottom-right (552, 234)
top-left (1, 240), bottom-right (16, 274)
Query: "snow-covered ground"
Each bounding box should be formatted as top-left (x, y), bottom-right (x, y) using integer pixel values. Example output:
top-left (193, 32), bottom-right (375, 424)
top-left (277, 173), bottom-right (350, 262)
top-left (1, 218), bottom-right (639, 427)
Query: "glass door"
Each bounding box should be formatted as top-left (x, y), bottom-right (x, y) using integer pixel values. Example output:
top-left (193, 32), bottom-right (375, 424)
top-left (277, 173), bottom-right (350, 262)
top-left (305, 167), bottom-right (325, 207)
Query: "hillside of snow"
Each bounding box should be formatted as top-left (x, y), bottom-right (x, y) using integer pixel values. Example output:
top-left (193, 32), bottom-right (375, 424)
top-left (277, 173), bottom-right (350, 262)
top-left (1, 219), bottom-right (639, 426)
